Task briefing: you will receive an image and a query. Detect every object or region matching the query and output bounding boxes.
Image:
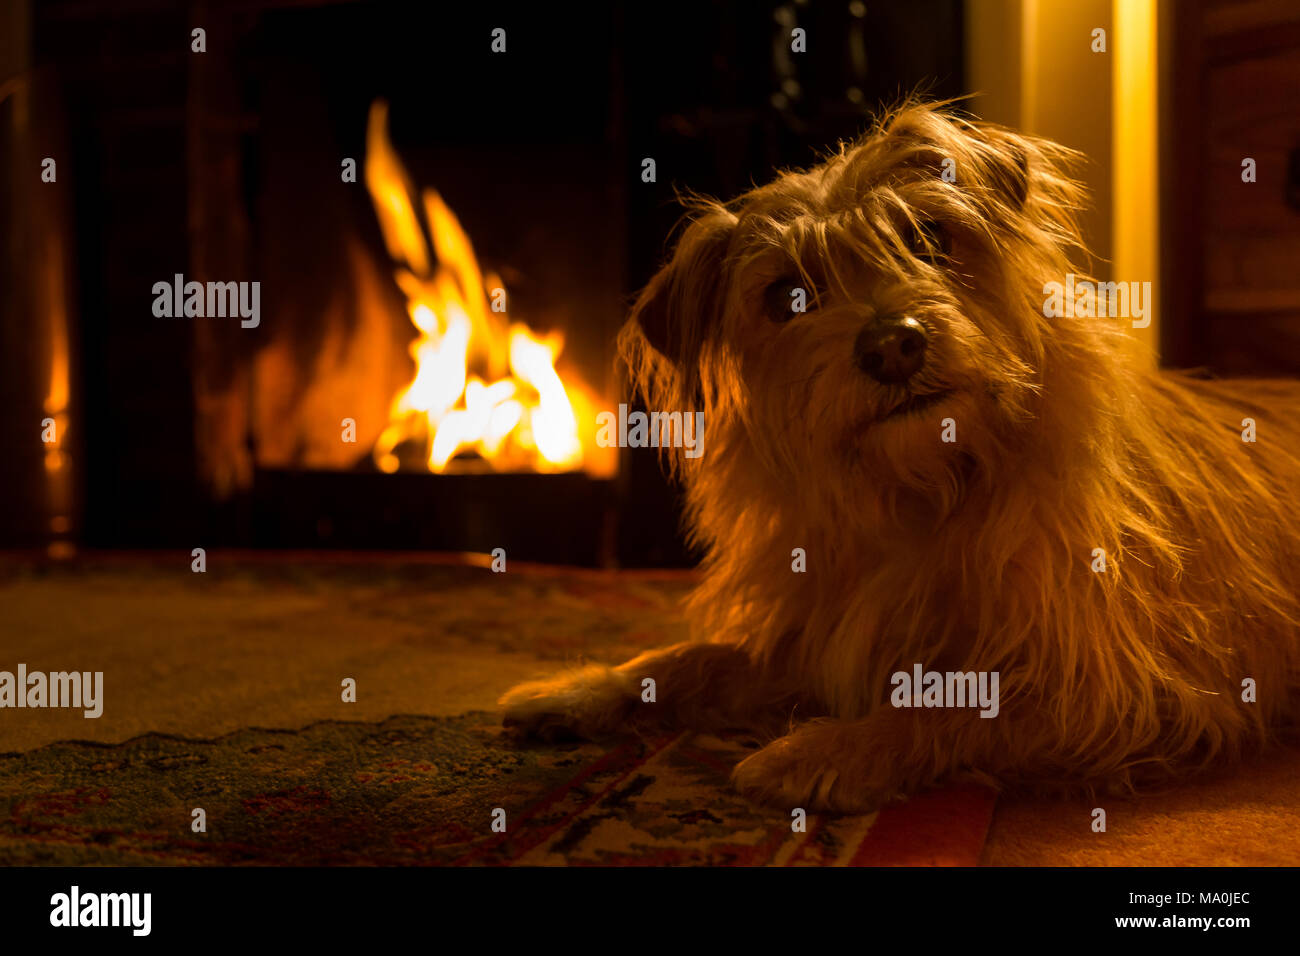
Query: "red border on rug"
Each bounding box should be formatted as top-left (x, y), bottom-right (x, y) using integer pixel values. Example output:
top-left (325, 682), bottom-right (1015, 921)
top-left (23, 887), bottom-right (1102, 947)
top-left (848, 785), bottom-right (998, 866)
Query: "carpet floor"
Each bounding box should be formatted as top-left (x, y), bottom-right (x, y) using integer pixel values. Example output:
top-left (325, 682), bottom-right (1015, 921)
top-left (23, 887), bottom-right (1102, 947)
top-left (0, 552), bottom-right (1294, 865)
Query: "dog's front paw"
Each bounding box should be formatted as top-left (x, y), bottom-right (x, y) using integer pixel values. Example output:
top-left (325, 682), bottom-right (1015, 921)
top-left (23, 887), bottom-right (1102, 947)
top-left (730, 724), bottom-right (896, 814)
top-left (499, 665), bottom-right (638, 742)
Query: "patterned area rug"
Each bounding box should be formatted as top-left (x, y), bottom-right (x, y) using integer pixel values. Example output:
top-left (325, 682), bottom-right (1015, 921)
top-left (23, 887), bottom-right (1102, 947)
top-left (0, 553), bottom-right (997, 865)
top-left (0, 714), bottom-right (995, 866)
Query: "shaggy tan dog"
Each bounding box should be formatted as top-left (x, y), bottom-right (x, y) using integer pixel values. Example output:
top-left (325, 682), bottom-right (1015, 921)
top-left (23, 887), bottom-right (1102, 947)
top-left (501, 101), bottom-right (1300, 813)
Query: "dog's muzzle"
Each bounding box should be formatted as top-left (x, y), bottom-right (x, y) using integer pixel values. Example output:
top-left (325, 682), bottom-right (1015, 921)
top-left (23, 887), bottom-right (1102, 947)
top-left (854, 314), bottom-right (928, 384)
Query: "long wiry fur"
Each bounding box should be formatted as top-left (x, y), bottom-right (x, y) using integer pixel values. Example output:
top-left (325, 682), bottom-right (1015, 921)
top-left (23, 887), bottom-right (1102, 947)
top-left (502, 100), bottom-right (1300, 812)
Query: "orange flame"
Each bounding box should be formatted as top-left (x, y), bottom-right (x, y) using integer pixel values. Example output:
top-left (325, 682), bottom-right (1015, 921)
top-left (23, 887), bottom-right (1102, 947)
top-left (365, 100), bottom-right (599, 474)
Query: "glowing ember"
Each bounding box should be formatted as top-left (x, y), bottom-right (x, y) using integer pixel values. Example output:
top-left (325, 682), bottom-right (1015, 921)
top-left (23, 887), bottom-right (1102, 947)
top-left (364, 100), bottom-right (593, 474)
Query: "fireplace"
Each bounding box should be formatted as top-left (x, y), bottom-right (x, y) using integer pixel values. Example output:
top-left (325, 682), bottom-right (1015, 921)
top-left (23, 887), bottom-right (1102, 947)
top-left (5, 0), bottom-right (964, 566)
top-left (184, 5), bottom-right (632, 563)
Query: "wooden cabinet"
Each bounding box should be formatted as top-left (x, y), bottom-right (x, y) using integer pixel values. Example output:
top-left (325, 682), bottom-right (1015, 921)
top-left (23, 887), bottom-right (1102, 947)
top-left (1163, 0), bottom-right (1300, 373)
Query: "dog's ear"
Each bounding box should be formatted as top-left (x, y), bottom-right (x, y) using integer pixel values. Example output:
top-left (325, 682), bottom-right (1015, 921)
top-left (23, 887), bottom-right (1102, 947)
top-left (629, 205), bottom-right (736, 367)
top-left (887, 108), bottom-right (1032, 213)
top-left (964, 123), bottom-right (1030, 210)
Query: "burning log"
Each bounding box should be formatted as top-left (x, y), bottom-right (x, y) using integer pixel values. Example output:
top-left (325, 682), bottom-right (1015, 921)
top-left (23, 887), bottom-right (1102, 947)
top-left (364, 100), bottom-right (602, 475)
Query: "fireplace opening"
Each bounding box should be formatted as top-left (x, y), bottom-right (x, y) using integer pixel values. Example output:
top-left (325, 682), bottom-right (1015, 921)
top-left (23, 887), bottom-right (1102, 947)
top-left (11, 0), bottom-right (965, 566)
top-left (196, 4), bottom-right (633, 563)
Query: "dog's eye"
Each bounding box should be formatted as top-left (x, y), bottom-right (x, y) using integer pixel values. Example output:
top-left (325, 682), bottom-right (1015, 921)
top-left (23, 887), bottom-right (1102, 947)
top-left (763, 276), bottom-right (816, 323)
top-left (902, 218), bottom-right (951, 264)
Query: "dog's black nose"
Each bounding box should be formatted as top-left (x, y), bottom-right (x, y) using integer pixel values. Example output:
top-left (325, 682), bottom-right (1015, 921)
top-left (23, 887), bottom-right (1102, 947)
top-left (854, 315), bottom-right (928, 384)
